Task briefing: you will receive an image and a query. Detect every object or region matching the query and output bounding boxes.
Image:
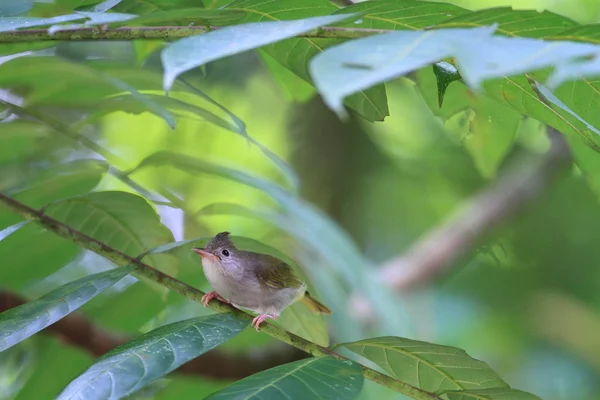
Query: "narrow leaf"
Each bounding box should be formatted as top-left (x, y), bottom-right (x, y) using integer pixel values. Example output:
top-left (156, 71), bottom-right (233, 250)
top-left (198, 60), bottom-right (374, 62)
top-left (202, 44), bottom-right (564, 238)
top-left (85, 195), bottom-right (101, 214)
top-left (0, 220), bottom-right (29, 242)
top-left (0, 266), bottom-right (134, 352)
top-left (57, 313), bottom-right (248, 400)
top-left (162, 14), bottom-right (359, 91)
top-left (339, 337), bottom-right (507, 392)
top-left (205, 356), bottom-right (364, 400)
top-left (101, 74), bottom-right (176, 129)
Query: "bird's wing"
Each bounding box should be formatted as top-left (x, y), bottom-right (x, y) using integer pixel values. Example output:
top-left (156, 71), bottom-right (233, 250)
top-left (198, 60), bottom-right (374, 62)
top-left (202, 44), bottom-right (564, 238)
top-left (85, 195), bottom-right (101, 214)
top-left (253, 253), bottom-right (304, 290)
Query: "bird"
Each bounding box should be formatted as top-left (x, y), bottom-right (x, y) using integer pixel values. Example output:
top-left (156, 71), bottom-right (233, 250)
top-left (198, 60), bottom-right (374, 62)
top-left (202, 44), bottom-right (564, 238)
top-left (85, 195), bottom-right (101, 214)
top-left (192, 232), bottom-right (331, 331)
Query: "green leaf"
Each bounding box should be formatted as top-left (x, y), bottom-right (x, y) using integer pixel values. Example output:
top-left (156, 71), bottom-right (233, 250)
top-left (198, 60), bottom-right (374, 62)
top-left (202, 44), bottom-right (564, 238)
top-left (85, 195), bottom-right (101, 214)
top-left (205, 356), bottom-right (364, 400)
top-left (443, 387), bottom-right (542, 400)
top-left (116, 8), bottom-right (245, 27)
top-left (334, 0), bottom-right (469, 30)
top-left (0, 220), bottom-right (29, 242)
top-left (0, 160), bottom-right (107, 289)
top-left (259, 50), bottom-right (316, 102)
top-left (224, 0), bottom-right (388, 121)
top-left (433, 62), bottom-right (461, 108)
top-left (108, 0), bottom-right (206, 14)
top-left (100, 74), bottom-right (176, 129)
top-left (161, 14), bottom-right (359, 91)
top-left (444, 97), bottom-right (520, 179)
top-left (338, 337), bottom-right (507, 392)
top-left (44, 191), bottom-right (176, 277)
top-left (0, 266), bottom-right (134, 352)
top-left (57, 313), bottom-right (248, 400)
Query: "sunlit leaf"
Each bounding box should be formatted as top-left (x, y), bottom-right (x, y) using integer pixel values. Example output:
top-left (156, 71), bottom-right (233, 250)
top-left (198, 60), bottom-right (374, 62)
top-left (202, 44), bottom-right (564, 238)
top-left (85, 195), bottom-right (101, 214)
top-left (433, 62), bottom-right (461, 108)
top-left (338, 337), bottom-right (507, 392)
top-left (205, 356), bottom-right (364, 400)
top-left (161, 14), bottom-right (359, 91)
top-left (0, 266), bottom-right (134, 352)
top-left (57, 313), bottom-right (248, 400)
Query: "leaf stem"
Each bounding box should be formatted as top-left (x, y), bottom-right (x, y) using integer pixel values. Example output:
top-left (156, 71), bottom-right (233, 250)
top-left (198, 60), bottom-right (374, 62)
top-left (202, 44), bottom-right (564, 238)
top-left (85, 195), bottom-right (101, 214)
top-left (0, 192), bottom-right (440, 400)
top-left (0, 25), bottom-right (389, 43)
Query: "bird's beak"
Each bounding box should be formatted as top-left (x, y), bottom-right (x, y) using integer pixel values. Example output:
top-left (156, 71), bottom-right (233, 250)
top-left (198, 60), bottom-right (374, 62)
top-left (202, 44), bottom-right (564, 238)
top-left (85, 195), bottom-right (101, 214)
top-left (192, 248), bottom-right (218, 261)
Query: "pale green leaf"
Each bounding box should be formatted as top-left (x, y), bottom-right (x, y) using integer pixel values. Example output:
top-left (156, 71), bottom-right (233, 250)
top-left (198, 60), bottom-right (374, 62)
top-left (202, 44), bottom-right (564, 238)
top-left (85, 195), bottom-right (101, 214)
top-left (205, 356), bottom-right (364, 400)
top-left (57, 313), bottom-right (248, 400)
top-left (0, 220), bottom-right (29, 242)
top-left (339, 337), bottom-right (507, 392)
top-left (161, 14), bottom-right (359, 91)
top-left (0, 266), bottom-right (134, 352)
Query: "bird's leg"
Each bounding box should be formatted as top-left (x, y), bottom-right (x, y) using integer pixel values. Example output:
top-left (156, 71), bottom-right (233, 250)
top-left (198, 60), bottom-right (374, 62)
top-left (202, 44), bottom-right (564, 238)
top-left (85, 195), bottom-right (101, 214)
top-left (251, 313), bottom-right (277, 331)
top-left (201, 291), bottom-right (230, 307)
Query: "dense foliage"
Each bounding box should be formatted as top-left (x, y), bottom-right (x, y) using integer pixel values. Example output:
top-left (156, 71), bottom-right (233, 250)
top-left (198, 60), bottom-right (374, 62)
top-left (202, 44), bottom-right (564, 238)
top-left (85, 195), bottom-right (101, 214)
top-left (1, 0), bottom-right (599, 399)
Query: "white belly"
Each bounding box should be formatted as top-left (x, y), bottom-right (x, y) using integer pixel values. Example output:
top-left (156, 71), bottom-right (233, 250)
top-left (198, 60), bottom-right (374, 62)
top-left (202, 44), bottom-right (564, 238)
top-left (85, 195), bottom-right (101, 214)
top-left (201, 258), bottom-right (305, 316)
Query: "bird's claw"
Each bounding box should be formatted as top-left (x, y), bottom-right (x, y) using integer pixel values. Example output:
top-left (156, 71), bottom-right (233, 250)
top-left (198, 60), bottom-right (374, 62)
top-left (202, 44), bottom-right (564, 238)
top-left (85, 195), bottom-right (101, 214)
top-left (251, 313), bottom-right (276, 331)
top-left (201, 291), bottom-right (229, 307)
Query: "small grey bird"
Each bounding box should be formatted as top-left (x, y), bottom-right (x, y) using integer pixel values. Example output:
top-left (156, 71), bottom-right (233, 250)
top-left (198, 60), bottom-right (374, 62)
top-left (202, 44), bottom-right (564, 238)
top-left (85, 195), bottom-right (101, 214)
top-left (192, 232), bottom-right (331, 330)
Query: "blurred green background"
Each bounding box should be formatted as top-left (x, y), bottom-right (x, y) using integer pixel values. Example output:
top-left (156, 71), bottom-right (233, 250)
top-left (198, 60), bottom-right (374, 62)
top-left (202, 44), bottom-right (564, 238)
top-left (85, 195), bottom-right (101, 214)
top-left (1, 0), bottom-right (600, 399)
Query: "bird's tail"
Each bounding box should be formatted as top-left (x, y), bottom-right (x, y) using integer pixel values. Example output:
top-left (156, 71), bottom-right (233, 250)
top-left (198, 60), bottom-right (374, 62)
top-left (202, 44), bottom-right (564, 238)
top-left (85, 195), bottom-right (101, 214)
top-left (301, 292), bottom-right (332, 314)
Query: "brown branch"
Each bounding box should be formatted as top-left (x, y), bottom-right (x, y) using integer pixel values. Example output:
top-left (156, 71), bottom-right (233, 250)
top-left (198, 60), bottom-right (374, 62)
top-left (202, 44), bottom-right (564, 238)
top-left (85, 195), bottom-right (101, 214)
top-left (379, 126), bottom-right (572, 290)
top-left (0, 290), bottom-right (307, 380)
top-left (0, 25), bottom-right (389, 43)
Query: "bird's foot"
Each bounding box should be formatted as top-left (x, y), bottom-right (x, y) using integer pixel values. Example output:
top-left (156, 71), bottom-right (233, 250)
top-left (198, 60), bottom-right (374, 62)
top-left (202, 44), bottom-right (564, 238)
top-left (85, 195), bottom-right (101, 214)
top-left (201, 291), bottom-right (229, 307)
top-left (251, 313), bottom-right (277, 331)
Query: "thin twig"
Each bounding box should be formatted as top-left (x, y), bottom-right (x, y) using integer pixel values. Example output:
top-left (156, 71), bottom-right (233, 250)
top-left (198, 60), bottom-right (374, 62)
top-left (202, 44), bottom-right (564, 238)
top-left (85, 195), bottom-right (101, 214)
top-left (0, 289), bottom-right (309, 379)
top-left (0, 192), bottom-right (441, 400)
top-left (379, 126), bottom-right (571, 290)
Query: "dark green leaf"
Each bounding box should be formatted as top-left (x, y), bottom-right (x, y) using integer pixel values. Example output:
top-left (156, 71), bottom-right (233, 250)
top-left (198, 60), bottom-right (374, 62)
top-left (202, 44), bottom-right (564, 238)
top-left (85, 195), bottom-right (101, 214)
top-left (109, 0), bottom-right (206, 14)
top-left (433, 62), bottom-right (461, 108)
top-left (444, 96), bottom-right (520, 179)
top-left (443, 387), bottom-right (542, 400)
top-left (224, 0), bottom-right (388, 121)
top-left (161, 14), bottom-right (359, 91)
top-left (339, 337), bottom-right (507, 392)
top-left (0, 266), bottom-right (134, 352)
top-left (57, 313), bottom-right (248, 400)
top-left (310, 26), bottom-right (600, 147)
top-left (334, 0), bottom-right (469, 30)
top-left (205, 356), bottom-right (364, 400)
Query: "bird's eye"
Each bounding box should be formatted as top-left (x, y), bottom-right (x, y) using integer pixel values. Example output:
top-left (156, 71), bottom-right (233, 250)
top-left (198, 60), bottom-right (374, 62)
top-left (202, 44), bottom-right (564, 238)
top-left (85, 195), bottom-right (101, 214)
top-left (221, 249), bottom-right (229, 257)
